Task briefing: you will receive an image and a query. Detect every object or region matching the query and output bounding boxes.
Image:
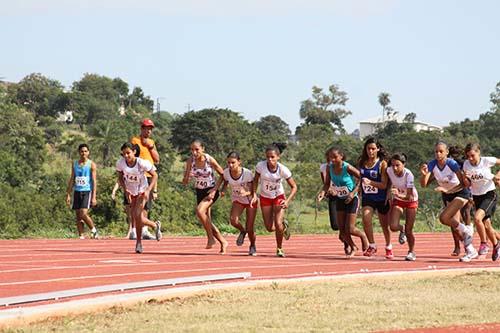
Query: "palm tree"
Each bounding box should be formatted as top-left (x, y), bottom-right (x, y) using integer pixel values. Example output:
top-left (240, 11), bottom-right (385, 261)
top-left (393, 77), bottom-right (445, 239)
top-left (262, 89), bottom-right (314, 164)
top-left (378, 92), bottom-right (391, 122)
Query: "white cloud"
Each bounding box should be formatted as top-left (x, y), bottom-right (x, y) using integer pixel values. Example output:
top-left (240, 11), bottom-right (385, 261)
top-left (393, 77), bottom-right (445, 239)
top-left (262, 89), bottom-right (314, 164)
top-left (3, 0), bottom-right (398, 17)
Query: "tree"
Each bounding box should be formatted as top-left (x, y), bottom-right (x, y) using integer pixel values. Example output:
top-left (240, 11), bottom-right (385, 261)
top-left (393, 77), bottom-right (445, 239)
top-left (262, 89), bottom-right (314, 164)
top-left (0, 102), bottom-right (46, 186)
top-left (378, 92), bottom-right (397, 123)
top-left (254, 115), bottom-right (291, 143)
top-left (299, 85), bottom-right (351, 134)
top-left (8, 73), bottom-right (68, 119)
top-left (170, 108), bottom-right (263, 164)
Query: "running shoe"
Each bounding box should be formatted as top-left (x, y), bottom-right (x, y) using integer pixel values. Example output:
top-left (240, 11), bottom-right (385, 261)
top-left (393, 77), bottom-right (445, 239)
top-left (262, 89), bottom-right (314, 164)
top-left (91, 229), bottom-right (98, 239)
top-left (135, 243), bottom-right (143, 254)
top-left (493, 242), bottom-right (500, 261)
top-left (363, 246), bottom-right (377, 257)
top-left (129, 230), bottom-right (137, 240)
top-left (236, 231), bottom-right (246, 246)
top-left (155, 221), bottom-right (162, 241)
top-left (478, 242), bottom-right (489, 256)
top-left (460, 246), bottom-right (478, 262)
top-left (405, 252), bottom-right (416, 261)
top-left (142, 229), bottom-right (155, 240)
top-left (248, 245), bottom-right (257, 256)
top-left (276, 248), bottom-right (285, 257)
top-left (385, 248), bottom-right (394, 259)
top-left (283, 219), bottom-right (291, 240)
top-left (398, 231), bottom-right (407, 245)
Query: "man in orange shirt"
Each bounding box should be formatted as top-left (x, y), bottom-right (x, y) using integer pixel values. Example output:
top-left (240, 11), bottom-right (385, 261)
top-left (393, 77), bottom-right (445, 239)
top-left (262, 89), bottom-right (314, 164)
top-left (128, 118), bottom-right (161, 240)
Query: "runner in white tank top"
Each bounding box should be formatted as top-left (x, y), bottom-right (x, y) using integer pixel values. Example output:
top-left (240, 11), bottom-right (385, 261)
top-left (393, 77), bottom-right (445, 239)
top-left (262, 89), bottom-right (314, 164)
top-left (253, 143), bottom-right (297, 257)
top-left (117, 143), bottom-right (160, 254)
top-left (182, 139), bottom-right (228, 253)
top-left (420, 141), bottom-right (477, 262)
top-left (463, 143), bottom-right (500, 261)
top-left (214, 151), bottom-right (258, 256)
top-left (387, 153), bottom-right (417, 261)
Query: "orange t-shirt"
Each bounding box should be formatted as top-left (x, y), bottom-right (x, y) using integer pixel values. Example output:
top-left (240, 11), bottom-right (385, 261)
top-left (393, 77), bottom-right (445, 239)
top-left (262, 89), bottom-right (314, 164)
top-left (131, 136), bottom-right (156, 177)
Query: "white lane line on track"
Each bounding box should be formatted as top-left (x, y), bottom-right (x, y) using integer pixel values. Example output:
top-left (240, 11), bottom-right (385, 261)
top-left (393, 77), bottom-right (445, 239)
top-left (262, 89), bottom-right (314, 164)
top-left (1, 261), bottom-right (497, 287)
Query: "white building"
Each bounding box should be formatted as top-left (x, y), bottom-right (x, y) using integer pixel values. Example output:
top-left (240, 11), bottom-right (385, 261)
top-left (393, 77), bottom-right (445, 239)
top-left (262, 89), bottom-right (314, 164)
top-left (359, 114), bottom-right (442, 139)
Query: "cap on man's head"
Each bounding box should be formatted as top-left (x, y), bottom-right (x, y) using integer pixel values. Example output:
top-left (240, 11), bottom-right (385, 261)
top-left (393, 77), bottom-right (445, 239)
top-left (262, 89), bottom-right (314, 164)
top-left (141, 118), bottom-right (155, 128)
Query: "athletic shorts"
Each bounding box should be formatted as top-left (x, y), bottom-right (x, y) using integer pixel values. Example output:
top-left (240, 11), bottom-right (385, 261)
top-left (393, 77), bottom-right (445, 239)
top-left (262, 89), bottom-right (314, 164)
top-left (362, 199), bottom-right (390, 215)
top-left (392, 199), bottom-right (418, 209)
top-left (196, 187), bottom-right (220, 205)
top-left (259, 194), bottom-right (286, 207)
top-left (473, 190), bottom-right (497, 221)
top-left (233, 200), bottom-right (257, 209)
top-left (336, 196), bottom-right (359, 214)
top-left (441, 188), bottom-right (471, 205)
top-left (123, 191), bottom-right (153, 211)
top-left (72, 191), bottom-right (91, 210)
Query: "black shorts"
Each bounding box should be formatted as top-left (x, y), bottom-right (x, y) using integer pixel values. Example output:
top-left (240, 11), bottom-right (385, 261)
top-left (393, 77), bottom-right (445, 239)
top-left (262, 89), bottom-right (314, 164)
top-left (196, 187), bottom-right (220, 205)
top-left (362, 199), bottom-right (390, 215)
top-left (473, 190), bottom-right (497, 221)
top-left (72, 191), bottom-right (91, 210)
top-left (336, 196), bottom-right (359, 214)
top-left (442, 188), bottom-right (471, 204)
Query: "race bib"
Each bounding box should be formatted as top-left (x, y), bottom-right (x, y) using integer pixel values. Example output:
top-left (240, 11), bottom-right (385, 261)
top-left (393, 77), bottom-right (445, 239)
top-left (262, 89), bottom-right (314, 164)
top-left (333, 186), bottom-right (349, 198)
top-left (362, 183), bottom-right (378, 194)
top-left (232, 184), bottom-right (250, 197)
top-left (196, 177), bottom-right (213, 189)
top-left (75, 176), bottom-right (89, 187)
top-left (125, 174), bottom-right (140, 183)
top-left (263, 181), bottom-right (279, 193)
top-left (396, 188), bottom-right (407, 197)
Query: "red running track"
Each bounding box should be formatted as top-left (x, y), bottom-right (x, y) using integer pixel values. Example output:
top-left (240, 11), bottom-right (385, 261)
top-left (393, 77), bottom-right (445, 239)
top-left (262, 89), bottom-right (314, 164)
top-left (0, 233), bottom-right (498, 301)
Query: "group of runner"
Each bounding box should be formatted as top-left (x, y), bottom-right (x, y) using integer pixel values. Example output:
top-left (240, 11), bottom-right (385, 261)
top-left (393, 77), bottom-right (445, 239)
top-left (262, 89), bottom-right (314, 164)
top-left (318, 138), bottom-right (500, 262)
top-left (66, 119), bottom-right (500, 261)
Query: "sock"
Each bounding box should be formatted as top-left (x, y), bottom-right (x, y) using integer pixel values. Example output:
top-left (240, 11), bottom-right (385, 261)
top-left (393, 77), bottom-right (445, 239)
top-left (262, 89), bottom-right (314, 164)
top-left (369, 243), bottom-right (376, 248)
top-left (457, 223), bottom-right (466, 234)
top-left (91, 227), bottom-right (97, 233)
top-left (386, 244), bottom-right (393, 250)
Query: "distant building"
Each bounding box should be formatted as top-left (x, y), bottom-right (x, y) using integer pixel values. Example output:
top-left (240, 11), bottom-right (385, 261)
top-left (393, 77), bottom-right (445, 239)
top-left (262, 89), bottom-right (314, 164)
top-left (359, 114), bottom-right (442, 139)
top-left (57, 110), bottom-right (74, 123)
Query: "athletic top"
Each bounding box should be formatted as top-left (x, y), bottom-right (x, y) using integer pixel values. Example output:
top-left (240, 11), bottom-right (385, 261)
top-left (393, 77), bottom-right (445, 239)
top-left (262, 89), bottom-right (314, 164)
top-left (255, 161), bottom-right (292, 199)
top-left (320, 163), bottom-right (336, 194)
top-left (116, 157), bottom-right (156, 196)
top-left (387, 167), bottom-right (418, 202)
top-left (131, 136), bottom-right (156, 177)
top-left (223, 167), bottom-right (254, 204)
top-left (463, 157), bottom-right (497, 196)
top-left (329, 162), bottom-right (356, 199)
top-left (73, 159), bottom-right (93, 192)
top-left (190, 154), bottom-right (217, 190)
top-left (427, 158), bottom-right (461, 192)
top-left (359, 159), bottom-right (387, 202)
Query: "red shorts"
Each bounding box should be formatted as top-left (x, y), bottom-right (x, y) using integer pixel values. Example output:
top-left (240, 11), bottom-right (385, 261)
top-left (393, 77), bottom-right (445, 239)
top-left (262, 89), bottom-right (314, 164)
top-left (233, 200), bottom-right (257, 209)
top-left (392, 199), bottom-right (418, 209)
top-left (260, 194), bottom-right (286, 207)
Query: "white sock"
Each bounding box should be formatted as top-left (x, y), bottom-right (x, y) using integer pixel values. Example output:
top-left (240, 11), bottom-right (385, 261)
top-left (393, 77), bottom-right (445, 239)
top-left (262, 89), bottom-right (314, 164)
top-left (91, 227), bottom-right (97, 233)
top-left (386, 244), bottom-right (393, 250)
top-left (369, 243), bottom-right (376, 248)
top-left (131, 227), bottom-right (136, 234)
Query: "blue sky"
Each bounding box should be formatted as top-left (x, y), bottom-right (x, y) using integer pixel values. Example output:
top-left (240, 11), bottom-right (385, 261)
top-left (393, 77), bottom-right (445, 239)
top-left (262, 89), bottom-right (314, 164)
top-left (1, 0), bottom-right (499, 132)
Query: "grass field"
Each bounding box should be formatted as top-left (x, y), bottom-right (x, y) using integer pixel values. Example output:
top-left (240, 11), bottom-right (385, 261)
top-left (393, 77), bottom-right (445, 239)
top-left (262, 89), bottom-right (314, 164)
top-left (5, 270), bottom-right (499, 333)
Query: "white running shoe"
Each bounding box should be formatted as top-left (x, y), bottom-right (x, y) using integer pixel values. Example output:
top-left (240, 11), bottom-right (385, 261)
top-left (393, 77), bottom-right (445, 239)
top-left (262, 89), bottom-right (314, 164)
top-left (460, 246), bottom-right (478, 262)
top-left (405, 252), bottom-right (416, 261)
top-left (248, 245), bottom-right (257, 256)
top-left (142, 228), bottom-right (155, 240)
top-left (155, 221), bottom-right (162, 241)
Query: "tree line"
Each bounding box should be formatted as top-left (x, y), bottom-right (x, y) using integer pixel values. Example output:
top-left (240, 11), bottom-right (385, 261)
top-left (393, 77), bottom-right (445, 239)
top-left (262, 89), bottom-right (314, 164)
top-left (0, 73), bottom-right (499, 238)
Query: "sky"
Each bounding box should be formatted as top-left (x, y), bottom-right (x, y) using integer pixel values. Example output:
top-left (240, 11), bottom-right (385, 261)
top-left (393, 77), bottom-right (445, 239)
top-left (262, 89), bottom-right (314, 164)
top-left (1, 0), bottom-right (499, 133)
